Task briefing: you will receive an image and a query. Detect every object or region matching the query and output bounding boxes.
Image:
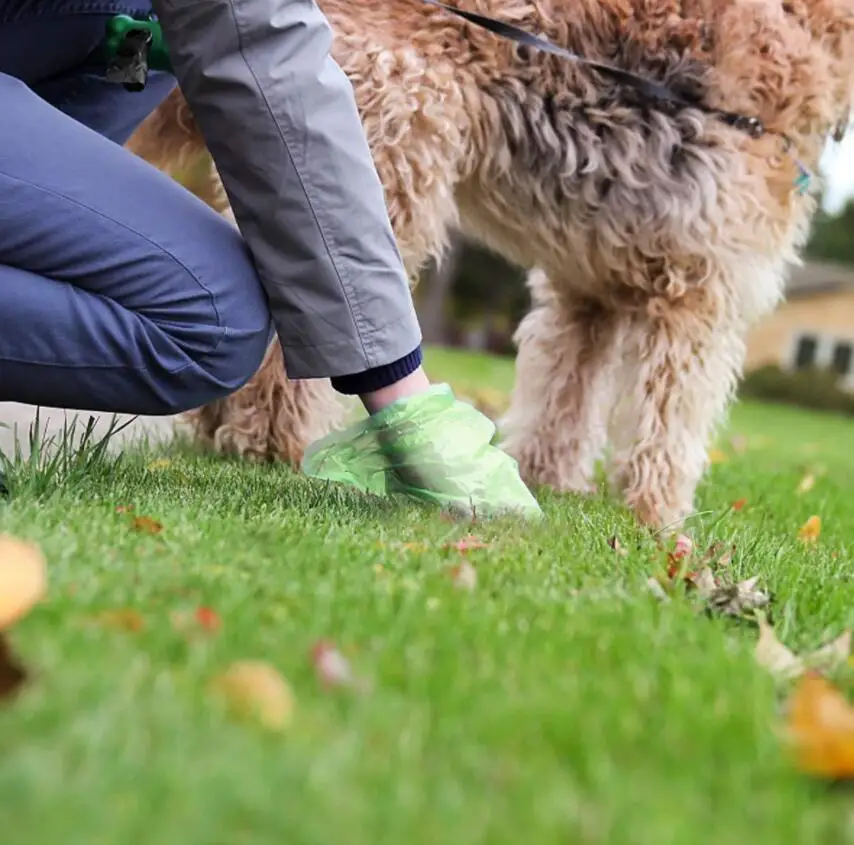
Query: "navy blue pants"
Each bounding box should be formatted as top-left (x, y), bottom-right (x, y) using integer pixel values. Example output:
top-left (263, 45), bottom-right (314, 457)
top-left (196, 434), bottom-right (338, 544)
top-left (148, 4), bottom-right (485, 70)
top-left (0, 3), bottom-right (272, 415)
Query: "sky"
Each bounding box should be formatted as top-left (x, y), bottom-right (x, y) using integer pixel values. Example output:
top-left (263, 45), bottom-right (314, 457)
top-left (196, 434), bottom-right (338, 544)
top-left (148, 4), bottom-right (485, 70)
top-left (819, 132), bottom-right (854, 214)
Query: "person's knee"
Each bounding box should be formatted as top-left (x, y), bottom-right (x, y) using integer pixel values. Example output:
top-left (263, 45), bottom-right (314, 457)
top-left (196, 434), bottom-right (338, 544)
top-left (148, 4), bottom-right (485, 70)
top-left (148, 324), bottom-right (272, 417)
top-left (188, 316), bottom-right (274, 408)
top-left (149, 250), bottom-right (273, 416)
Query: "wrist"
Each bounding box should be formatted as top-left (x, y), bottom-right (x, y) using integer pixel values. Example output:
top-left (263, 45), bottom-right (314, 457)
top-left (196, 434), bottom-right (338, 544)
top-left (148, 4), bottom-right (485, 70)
top-left (330, 346), bottom-right (423, 396)
top-left (360, 366), bottom-right (432, 414)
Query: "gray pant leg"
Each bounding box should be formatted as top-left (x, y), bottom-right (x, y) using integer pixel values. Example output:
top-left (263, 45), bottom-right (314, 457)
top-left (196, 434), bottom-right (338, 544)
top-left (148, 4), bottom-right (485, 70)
top-left (152, 0), bottom-right (422, 379)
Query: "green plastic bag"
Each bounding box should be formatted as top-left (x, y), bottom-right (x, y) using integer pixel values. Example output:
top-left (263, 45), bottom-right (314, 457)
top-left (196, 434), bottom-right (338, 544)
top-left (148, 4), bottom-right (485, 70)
top-left (301, 384), bottom-right (542, 520)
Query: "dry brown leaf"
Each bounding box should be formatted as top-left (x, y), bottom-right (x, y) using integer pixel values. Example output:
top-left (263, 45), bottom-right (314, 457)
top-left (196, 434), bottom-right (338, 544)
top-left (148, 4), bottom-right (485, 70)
top-left (450, 560), bottom-right (477, 591)
top-left (717, 546), bottom-right (735, 568)
top-left (0, 632), bottom-right (29, 702)
top-left (687, 567), bottom-right (718, 600)
top-left (0, 535), bottom-right (47, 630)
top-left (131, 516), bottom-right (163, 535)
top-left (798, 516), bottom-right (821, 544)
top-left (89, 609), bottom-right (145, 633)
top-left (608, 536), bottom-right (628, 557)
top-left (754, 614), bottom-right (850, 681)
top-left (797, 474), bottom-right (816, 495)
top-left (807, 630), bottom-right (852, 673)
top-left (705, 574), bottom-right (771, 619)
top-left (787, 673), bottom-right (854, 779)
top-left (755, 613), bottom-right (803, 680)
top-left (210, 661), bottom-right (295, 731)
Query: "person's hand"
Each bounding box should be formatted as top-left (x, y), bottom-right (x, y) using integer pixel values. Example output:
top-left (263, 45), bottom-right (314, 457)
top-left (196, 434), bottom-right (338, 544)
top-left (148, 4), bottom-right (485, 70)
top-left (302, 383), bottom-right (542, 520)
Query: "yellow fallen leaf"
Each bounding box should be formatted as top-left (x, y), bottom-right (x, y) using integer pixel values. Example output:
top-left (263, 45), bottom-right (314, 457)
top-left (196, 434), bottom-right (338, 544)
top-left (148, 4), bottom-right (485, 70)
top-left (755, 613), bottom-right (803, 680)
top-left (809, 630), bottom-right (852, 672)
top-left (147, 458), bottom-right (172, 470)
top-left (798, 516), bottom-right (821, 543)
top-left (708, 448), bottom-right (728, 465)
top-left (754, 613), bottom-right (850, 681)
top-left (797, 474), bottom-right (816, 495)
top-left (210, 661), bottom-right (295, 731)
top-left (88, 608), bottom-right (146, 633)
top-left (0, 535), bottom-right (47, 630)
top-left (787, 673), bottom-right (854, 778)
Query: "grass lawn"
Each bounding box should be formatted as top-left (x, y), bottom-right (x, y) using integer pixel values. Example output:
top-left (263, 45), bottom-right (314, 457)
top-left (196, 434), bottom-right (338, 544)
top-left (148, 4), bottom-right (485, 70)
top-left (3, 347), bottom-right (854, 844)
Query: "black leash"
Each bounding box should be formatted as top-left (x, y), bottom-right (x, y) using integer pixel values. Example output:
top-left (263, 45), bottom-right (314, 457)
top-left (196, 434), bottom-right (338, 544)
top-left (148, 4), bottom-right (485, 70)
top-left (421, 0), bottom-right (768, 139)
top-left (98, 3), bottom-right (812, 192)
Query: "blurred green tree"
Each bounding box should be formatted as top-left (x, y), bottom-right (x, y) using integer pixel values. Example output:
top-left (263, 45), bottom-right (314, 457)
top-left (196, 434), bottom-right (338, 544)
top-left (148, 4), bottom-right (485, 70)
top-left (806, 199), bottom-right (854, 265)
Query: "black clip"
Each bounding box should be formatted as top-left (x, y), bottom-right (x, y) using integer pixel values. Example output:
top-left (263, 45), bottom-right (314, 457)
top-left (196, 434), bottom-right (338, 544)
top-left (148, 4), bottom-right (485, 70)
top-left (733, 115), bottom-right (766, 139)
top-left (105, 28), bottom-right (153, 92)
top-left (716, 112), bottom-right (766, 139)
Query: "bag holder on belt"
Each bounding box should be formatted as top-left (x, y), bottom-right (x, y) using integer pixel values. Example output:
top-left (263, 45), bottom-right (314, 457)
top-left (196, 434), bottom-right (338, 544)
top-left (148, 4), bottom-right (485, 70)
top-left (99, 14), bottom-right (172, 92)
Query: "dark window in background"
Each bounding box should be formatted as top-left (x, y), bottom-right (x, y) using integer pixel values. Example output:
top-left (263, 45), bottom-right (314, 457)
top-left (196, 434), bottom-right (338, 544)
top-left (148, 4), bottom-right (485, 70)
top-left (793, 334), bottom-right (819, 369)
top-left (832, 341), bottom-right (853, 376)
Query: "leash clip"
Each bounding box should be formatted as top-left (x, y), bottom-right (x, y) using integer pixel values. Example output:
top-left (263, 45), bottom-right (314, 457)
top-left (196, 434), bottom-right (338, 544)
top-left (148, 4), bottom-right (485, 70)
top-left (730, 115), bottom-right (765, 139)
top-left (105, 26), bottom-right (152, 92)
top-left (101, 14), bottom-right (172, 91)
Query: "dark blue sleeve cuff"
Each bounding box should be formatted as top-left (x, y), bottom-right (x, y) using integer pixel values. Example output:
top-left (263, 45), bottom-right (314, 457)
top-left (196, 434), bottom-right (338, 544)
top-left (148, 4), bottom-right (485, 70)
top-left (330, 346), bottom-right (423, 396)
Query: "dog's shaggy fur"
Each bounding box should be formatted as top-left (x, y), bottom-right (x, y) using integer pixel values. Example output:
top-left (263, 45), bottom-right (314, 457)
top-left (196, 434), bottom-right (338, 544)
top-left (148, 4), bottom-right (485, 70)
top-left (127, 0), bottom-right (854, 528)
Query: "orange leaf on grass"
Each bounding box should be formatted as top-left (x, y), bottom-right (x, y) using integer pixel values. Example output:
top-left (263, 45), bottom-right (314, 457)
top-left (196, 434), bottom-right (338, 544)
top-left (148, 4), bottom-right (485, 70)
top-left (798, 516), bottom-right (821, 544)
top-left (131, 516), bottom-right (163, 535)
top-left (171, 606), bottom-right (222, 636)
top-left (0, 535), bottom-right (47, 631)
top-left (195, 606), bottom-right (221, 632)
top-left (443, 535), bottom-right (490, 553)
top-left (210, 661), bottom-right (295, 731)
top-left (732, 498), bottom-right (748, 512)
top-left (787, 673), bottom-right (854, 779)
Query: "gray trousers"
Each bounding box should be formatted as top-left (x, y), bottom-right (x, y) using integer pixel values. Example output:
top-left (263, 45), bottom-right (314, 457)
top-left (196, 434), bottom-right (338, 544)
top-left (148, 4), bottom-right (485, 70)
top-left (153, 0), bottom-right (422, 380)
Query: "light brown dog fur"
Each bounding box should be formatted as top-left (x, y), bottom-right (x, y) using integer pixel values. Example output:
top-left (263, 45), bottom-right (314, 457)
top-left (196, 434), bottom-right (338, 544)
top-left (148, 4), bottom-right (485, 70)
top-left (127, 0), bottom-right (854, 528)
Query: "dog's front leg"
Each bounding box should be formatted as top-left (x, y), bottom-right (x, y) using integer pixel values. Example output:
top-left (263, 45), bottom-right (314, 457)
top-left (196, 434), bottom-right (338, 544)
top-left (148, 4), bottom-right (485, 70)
top-left (606, 286), bottom-right (745, 530)
top-left (501, 271), bottom-right (621, 495)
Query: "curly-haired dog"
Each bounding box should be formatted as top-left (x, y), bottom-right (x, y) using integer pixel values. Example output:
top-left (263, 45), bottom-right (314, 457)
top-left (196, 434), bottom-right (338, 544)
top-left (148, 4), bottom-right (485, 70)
top-left (127, 0), bottom-right (854, 528)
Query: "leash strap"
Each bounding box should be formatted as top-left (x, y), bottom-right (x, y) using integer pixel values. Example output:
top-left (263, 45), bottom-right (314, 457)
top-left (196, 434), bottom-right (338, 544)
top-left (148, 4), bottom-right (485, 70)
top-left (420, 0), bottom-right (766, 138)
